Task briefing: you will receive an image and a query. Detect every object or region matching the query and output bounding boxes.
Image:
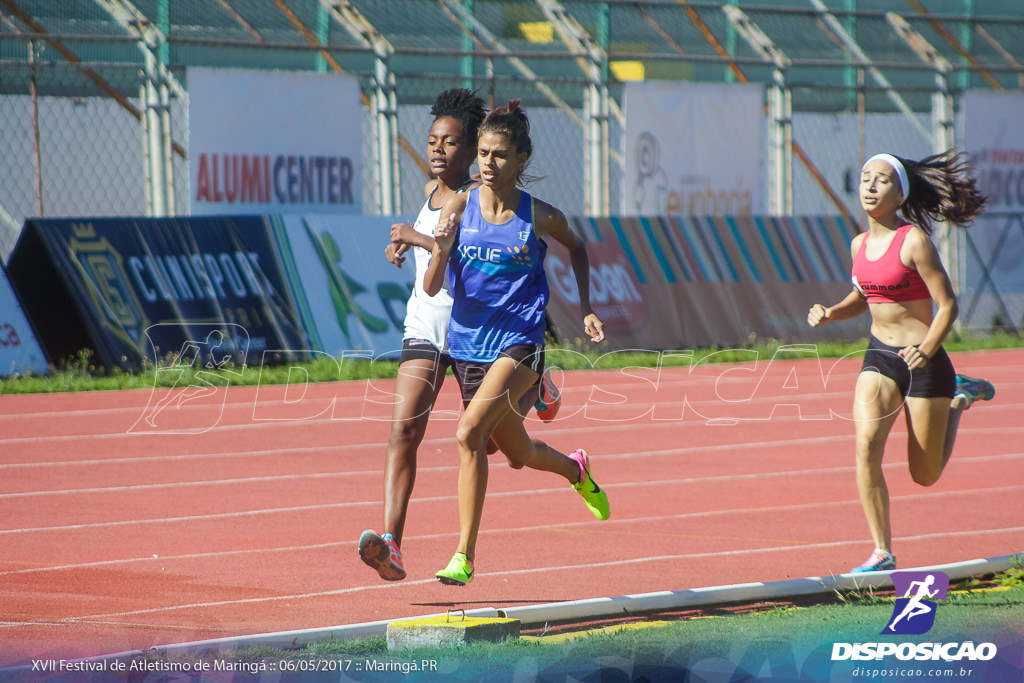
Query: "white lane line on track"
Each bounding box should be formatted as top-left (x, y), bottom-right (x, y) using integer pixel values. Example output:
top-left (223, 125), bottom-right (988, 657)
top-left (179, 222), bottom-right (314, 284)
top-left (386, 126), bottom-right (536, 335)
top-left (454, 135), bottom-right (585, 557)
top-left (0, 394), bottom-right (372, 421)
top-left (1, 450), bottom-right (1020, 503)
top-left (1, 480), bottom-right (1021, 544)
top-left (1, 425), bottom-right (1018, 471)
top-left (0, 443), bottom-right (379, 470)
top-left (1, 361), bottom-right (1017, 422)
top-left (0, 619), bottom-right (206, 632)
top-left (2, 525), bottom-right (1021, 628)
top-left (1, 395), bottom-right (1020, 445)
top-left (3, 487), bottom-right (1022, 578)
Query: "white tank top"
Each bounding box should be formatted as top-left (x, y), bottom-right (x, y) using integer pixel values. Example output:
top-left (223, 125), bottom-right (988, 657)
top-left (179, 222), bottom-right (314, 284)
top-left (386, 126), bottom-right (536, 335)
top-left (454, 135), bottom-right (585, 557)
top-left (402, 186), bottom-right (455, 350)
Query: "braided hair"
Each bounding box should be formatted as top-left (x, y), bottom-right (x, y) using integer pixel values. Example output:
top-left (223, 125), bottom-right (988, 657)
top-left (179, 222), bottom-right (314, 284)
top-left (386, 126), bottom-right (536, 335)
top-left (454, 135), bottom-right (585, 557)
top-left (896, 149), bottom-right (987, 234)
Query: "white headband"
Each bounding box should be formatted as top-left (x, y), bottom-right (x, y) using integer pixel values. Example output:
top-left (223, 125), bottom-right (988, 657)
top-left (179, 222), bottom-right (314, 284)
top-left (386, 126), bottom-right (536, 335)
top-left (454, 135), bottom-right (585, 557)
top-left (863, 153), bottom-right (910, 200)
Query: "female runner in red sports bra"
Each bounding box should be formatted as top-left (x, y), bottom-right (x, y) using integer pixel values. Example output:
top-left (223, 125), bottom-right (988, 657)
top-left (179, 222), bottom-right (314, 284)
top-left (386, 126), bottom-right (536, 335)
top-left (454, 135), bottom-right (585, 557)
top-left (807, 150), bottom-right (994, 573)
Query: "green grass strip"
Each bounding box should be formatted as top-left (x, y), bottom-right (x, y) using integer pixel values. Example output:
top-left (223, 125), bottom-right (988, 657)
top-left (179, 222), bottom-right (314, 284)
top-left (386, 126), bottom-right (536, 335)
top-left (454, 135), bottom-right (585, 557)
top-left (2, 331), bottom-right (1020, 395)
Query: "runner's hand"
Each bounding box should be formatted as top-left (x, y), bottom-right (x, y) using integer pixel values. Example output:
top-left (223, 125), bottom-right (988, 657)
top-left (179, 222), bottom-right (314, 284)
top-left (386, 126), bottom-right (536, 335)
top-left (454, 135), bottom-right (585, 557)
top-left (584, 313), bottom-right (605, 343)
top-left (390, 222), bottom-right (417, 245)
top-left (899, 344), bottom-right (929, 370)
top-left (807, 304), bottom-right (830, 327)
top-left (434, 212), bottom-right (458, 253)
top-left (385, 242), bottom-right (409, 268)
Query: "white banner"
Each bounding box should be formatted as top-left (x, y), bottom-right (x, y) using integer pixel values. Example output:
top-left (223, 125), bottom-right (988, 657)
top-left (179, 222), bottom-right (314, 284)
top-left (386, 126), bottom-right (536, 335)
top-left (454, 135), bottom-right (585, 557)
top-left (281, 214), bottom-right (413, 359)
top-left (961, 90), bottom-right (1024, 311)
top-left (0, 266), bottom-right (49, 376)
top-left (963, 90), bottom-right (1024, 219)
top-left (188, 67), bottom-right (362, 216)
top-left (623, 81), bottom-right (764, 216)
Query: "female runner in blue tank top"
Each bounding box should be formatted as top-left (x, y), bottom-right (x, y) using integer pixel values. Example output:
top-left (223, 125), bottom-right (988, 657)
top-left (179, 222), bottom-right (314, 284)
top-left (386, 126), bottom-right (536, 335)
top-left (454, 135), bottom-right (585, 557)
top-left (356, 89), bottom-right (486, 583)
top-left (424, 100), bottom-right (609, 585)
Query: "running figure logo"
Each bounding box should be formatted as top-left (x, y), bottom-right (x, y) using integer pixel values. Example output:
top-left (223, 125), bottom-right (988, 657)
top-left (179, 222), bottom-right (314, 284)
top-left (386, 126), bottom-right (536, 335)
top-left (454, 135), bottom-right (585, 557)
top-left (882, 571), bottom-right (950, 635)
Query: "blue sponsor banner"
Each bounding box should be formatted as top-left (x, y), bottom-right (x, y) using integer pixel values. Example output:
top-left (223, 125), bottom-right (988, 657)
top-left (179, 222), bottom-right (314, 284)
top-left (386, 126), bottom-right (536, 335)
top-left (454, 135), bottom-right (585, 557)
top-left (6, 216), bottom-right (309, 370)
top-left (0, 263), bottom-right (49, 376)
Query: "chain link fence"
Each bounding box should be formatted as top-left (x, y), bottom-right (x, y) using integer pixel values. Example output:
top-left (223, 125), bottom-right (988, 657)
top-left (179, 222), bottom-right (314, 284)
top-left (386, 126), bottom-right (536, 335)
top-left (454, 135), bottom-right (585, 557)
top-left (0, 52), bottom-right (190, 257)
top-left (2, 1), bottom-right (1022, 332)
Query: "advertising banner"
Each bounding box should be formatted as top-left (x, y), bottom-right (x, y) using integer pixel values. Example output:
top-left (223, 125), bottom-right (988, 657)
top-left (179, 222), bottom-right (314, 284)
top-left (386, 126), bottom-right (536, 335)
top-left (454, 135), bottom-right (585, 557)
top-left (544, 215), bottom-right (863, 351)
top-left (6, 217), bottom-right (308, 370)
top-left (279, 214), bottom-right (413, 360)
top-left (960, 90), bottom-right (1024, 329)
top-left (623, 81), bottom-right (764, 216)
top-left (0, 264), bottom-right (48, 376)
top-left (187, 67), bottom-right (362, 216)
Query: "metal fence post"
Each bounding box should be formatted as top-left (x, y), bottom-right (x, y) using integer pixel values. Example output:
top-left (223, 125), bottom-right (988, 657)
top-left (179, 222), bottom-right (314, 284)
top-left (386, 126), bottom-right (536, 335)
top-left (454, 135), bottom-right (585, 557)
top-left (725, 6), bottom-right (791, 215)
top-left (322, 0), bottom-right (400, 214)
top-left (28, 39), bottom-right (44, 217)
top-left (887, 12), bottom-right (959, 301)
top-left (142, 41), bottom-right (168, 217)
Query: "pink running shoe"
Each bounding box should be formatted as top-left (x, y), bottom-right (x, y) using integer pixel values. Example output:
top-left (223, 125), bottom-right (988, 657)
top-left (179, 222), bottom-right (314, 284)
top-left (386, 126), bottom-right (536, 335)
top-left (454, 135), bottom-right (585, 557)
top-left (358, 529), bottom-right (406, 581)
top-left (534, 369), bottom-right (561, 422)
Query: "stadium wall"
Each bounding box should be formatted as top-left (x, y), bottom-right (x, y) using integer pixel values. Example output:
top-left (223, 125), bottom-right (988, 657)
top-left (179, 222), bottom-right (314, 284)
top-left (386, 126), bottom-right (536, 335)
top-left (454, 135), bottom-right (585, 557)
top-left (5, 211), bottom-right (863, 375)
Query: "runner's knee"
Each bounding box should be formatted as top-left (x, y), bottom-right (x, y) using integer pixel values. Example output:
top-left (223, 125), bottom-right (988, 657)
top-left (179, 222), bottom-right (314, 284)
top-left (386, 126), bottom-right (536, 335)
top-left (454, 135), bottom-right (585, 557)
top-left (388, 418), bottom-right (427, 451)
top-left (455, 422), bottom-right (489, 454)
top-left (909, 457), bottom-right (944, 487)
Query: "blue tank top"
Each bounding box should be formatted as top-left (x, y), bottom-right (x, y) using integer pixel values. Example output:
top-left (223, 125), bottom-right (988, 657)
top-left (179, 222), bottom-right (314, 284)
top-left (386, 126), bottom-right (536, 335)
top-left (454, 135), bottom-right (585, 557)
top-left (447, 187), bottom-right (549, 362)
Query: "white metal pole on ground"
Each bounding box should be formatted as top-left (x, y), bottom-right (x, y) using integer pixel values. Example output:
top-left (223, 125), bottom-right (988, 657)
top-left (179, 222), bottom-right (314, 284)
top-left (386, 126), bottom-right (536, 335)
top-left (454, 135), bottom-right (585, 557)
top-left (59, 552), bottom-right (1020, 665)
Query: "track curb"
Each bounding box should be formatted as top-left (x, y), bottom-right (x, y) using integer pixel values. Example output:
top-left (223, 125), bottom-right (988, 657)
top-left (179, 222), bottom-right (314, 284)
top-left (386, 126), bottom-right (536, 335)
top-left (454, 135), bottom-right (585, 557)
top-left (87, 551), bottom-right (1021, 662)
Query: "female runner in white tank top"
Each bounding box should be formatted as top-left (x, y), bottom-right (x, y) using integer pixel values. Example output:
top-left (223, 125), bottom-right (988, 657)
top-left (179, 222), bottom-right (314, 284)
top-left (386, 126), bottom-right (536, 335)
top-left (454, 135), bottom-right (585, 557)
top-left (357, 89), bottom-right (485, 581)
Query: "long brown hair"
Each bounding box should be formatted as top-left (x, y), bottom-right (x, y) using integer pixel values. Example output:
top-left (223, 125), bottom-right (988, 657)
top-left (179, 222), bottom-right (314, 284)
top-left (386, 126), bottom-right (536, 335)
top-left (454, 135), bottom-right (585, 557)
top-left (895, 149), bottom-right (987, 234)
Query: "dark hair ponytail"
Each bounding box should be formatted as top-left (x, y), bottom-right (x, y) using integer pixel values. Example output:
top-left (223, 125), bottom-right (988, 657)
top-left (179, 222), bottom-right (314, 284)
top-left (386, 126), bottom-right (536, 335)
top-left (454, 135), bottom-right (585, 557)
top-left (479, 99), bottom-right (535, 185)
top-left (899, 149), bottom-right (987, 234)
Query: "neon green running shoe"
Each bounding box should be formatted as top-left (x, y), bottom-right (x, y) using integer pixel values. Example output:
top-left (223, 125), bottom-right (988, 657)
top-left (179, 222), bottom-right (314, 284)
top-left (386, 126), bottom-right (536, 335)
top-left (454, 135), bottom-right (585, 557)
top-left (436, 552), bottom-right (474, 586)
top-left (570, 449), bottom-right (610, 520)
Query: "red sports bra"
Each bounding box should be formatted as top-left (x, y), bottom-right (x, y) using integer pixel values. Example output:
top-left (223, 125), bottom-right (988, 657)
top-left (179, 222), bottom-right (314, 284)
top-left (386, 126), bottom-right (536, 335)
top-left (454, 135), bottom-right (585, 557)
top-left (851, 224), bottom-right (932, 303)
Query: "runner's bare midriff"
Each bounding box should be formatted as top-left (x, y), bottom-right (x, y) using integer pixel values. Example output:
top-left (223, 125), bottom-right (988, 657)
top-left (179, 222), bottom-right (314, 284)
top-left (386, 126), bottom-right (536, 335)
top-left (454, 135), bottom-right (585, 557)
top-left (868, 297), bottom-right (933, 347)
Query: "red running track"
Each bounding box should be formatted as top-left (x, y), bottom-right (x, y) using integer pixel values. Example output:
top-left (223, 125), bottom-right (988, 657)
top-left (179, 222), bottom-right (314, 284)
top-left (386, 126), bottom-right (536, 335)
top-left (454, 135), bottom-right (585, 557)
top-left (1, 348), bottom-right (1021, 666)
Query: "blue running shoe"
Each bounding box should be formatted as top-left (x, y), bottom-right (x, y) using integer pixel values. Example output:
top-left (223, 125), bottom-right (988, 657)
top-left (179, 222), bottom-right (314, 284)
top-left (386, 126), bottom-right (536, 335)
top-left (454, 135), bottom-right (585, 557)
top-left (850, 548), bottom-right (896, 573)
top-left (954, 374), bottom-right (995, 409)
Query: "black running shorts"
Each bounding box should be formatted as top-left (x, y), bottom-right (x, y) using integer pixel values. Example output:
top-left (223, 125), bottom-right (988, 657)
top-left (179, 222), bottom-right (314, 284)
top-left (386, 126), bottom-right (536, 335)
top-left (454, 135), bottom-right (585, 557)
top-left (861, 335), bottom-right (956, 399)
top-left (399, 338), bottom-right (454, 368)
top-left (452, 343), bottom-right (544, 405)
